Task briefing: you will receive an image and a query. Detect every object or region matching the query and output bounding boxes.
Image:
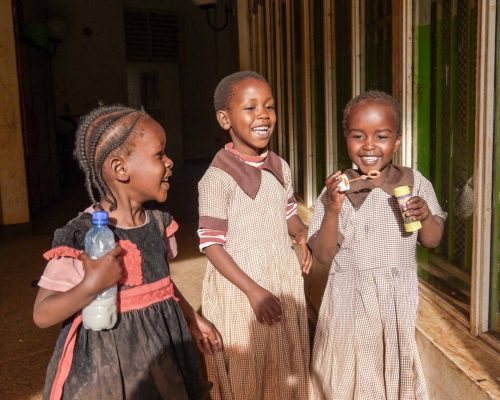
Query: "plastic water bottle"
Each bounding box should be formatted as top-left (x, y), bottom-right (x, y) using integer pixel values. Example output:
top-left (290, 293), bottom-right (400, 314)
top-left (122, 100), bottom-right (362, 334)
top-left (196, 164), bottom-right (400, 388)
top-left (81, 211), bottom-right (118, 331)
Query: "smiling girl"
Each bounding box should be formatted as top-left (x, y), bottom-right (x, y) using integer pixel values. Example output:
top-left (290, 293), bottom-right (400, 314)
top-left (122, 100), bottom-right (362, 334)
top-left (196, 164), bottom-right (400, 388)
top-left (197, 71), bottom-right (312, 399)
top-left (33, 105), bottom-right (221, 399)
top-left (308, 91), bottom-right (447, 400)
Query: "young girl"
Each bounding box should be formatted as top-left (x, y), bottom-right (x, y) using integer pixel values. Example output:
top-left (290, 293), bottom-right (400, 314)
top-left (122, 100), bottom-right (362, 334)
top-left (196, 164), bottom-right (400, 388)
top-left (197, 71), bottom-right (312, 399)
top-left (308, 91), bottom-right (447, 400)
top-left (33, 105), bottom-right (222, 400)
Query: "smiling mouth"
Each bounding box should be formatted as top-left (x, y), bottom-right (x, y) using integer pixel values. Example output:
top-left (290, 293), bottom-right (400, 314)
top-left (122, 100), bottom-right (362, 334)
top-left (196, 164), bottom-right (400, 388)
top-left (361, 156), bottom-right (379, 163)
top-left (251, 125), bottom-right (271, 137)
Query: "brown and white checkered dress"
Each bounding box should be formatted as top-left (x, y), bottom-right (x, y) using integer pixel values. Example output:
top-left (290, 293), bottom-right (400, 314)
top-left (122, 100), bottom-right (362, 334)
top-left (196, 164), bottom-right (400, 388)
top-left (198, 149), bottom-right (310, 400)
top-left (308, 167), bottom-right (447, 400)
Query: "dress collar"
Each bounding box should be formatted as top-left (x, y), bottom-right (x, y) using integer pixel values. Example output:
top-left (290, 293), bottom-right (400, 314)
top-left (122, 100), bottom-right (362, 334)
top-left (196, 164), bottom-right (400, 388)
top-left (211, 145), bottom-right (285, 199)
top-left (344, 164), bottom-right (414, 209)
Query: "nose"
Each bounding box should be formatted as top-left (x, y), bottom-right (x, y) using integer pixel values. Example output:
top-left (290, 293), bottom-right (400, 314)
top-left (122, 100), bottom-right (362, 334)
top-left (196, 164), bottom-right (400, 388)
top-left (163, 155), bottom-right (173, 169)
top-left (362, 136), bottom-right (375, 150)
top-left (257, 106), bottom-right (270, 119)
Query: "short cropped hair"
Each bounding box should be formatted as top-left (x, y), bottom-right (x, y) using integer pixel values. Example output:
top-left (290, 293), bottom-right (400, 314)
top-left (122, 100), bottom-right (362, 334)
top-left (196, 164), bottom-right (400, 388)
top-left (342, 90), bottom-right (402, 135)
top-left (213, 70), bottom-right (269, 111)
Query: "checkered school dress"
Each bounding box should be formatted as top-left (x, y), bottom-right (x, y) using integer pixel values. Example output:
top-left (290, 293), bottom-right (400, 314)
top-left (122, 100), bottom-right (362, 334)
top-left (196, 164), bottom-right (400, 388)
top-left (308, 166), bottom-right (447, 400)
top-left (198, 149), bottom-right (310, 400)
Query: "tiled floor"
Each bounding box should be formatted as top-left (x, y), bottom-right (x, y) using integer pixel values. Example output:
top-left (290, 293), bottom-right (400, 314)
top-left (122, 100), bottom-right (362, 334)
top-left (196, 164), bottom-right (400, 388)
top-left (0, 165), bottom-right (209, 400)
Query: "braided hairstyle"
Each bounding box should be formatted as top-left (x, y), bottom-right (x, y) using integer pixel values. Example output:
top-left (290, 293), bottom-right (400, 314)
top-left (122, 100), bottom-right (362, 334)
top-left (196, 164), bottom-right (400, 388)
top-left (342, 90), bottom-right (402, 136)
top-left (73, 105), bottom-right (148, 210)
top-left (214, 70), bottom-right (269, 112)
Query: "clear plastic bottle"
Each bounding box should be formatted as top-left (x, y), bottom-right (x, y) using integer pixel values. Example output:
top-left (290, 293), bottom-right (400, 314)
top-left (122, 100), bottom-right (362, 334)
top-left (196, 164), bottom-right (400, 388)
top-left (394, 186), bottom-right (422, 232)
top-left (81, 211), bottom-right (118, 331)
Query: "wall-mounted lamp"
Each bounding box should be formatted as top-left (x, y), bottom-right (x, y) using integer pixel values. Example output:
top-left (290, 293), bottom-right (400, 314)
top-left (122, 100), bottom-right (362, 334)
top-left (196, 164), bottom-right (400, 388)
top-left (192, 0), bottom-right (232, 32)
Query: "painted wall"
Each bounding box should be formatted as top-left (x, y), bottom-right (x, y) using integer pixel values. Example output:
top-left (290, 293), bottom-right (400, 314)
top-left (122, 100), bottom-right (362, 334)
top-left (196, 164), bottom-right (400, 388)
top-left (0, 0), bottom-right (30, 225)
top-left (48, 0), bottom-right (128, 117)
top-left (47, 0), bottom-right (238, 163)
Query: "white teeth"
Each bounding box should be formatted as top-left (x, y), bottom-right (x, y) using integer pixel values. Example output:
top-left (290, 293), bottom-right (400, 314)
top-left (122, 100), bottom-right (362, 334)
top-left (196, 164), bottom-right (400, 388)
top-left (251, 126), bottom-right (270, 137)
top-left (362, 156), bottom-right (378, 163)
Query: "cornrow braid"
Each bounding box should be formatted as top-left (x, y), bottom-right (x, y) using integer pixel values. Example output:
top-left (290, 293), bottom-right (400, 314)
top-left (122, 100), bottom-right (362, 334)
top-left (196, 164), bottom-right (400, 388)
top-left (214, 70), bottom-right (269, 112)
top-left (342, 90), bottom-right (402, 136)
top-left (73, 104), bottom-right (149, 210)
top-left (75, 106), bottom-right (126, 204)
top-left (87, 111), bottom-right (137, 206)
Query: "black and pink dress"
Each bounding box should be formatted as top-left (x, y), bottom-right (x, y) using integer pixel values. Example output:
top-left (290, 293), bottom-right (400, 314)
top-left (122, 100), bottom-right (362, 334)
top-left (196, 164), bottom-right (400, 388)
top-left (39, 208), bottom-right (210, 400)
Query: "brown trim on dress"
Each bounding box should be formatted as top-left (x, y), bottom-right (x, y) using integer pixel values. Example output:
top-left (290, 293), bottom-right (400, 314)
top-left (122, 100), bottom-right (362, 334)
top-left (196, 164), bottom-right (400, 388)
top-left (344, 165), bottom-right (414, 209)
top-left (211, 148), bottom-right (285, 199)
top-left (199, 215), bottom-right (228, 231)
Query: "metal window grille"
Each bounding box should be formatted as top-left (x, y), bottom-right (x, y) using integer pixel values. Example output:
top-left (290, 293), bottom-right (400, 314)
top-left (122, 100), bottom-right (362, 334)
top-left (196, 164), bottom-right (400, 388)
top-left (124, 9), bottom-right (180, 62)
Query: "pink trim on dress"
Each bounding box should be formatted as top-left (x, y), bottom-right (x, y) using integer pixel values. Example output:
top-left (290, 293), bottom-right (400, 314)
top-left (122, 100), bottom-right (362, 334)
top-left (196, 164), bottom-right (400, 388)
top-left (225, 142), bottom-right (268, 163)
top-left (49, 277), bottom-right (178, 400)
top-left (43, 246), bottom-right (81, 261)
top-left (117, 240), bottom-right (143, 286)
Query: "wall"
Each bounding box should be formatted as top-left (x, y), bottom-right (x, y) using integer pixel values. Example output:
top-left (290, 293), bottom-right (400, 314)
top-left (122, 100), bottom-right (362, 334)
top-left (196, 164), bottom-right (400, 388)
top-left (125, 0), bottom-right (239, 162)
top-left (48, 0), bottom-right (128, 118)
top-left (0, 0), bottom-right (30, 226)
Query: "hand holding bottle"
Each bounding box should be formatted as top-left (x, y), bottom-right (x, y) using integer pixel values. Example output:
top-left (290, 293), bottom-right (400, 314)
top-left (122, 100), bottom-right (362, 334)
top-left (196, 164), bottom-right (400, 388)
top-left (79, 246), bottom-right (124, 296)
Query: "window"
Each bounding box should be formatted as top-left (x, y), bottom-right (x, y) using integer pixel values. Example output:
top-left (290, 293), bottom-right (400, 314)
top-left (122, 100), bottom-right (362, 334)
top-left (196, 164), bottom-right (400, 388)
top-left (490, 2), bottom-right (500, 337)
top-left (247, 0), bottom-right (351, 206)
top-left (414, 0), bottom-right (499, 346)
top-left (413, 0), bottom-right (477, 319)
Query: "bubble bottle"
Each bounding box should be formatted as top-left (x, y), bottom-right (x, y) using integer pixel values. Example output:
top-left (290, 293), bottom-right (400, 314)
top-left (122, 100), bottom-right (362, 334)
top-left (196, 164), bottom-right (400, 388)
top-left (394, 186), bottom-right (422, 232)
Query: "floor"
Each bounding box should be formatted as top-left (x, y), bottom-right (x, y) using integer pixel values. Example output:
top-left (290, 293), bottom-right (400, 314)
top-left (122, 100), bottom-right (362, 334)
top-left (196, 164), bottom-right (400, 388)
top-left (0, 164), bottom-right (210, 400)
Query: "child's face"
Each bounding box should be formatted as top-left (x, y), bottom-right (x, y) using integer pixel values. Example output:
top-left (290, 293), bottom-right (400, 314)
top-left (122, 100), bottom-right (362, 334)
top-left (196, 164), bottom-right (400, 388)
top-left (124, 118), bottom-right (173, 204)
top-left (218, 78), bottom-right (276, 156)
top-left (345, 100), bottom-right (401, 177)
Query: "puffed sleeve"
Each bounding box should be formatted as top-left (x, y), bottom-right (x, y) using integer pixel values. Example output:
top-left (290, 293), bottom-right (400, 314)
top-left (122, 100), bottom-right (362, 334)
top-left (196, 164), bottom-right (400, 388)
top-left (38, 213), bottom-right (90, 292)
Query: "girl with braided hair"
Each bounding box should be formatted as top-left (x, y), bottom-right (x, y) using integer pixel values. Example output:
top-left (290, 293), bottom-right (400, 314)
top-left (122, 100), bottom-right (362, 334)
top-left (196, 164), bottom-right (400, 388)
top-left (33, 105), bottom-right (221, 399)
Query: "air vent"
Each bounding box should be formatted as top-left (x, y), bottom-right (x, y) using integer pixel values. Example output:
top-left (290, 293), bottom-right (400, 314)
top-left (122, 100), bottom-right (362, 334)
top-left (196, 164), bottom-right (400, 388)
top-left (124, 9), bottom-right (180, 62)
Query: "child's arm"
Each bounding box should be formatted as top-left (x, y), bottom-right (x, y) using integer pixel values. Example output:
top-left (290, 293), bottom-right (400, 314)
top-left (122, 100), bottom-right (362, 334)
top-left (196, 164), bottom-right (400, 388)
top-left (172, 282), bottom-right (223, 354)
top-left (33, 246), bottom-right (123, 328)
top-left (405, 196), bottom-right (444, 248)
top-left (287, 215), bottom-right (313, 274)
top-left (308, 171), bottom-right (346, 265)
top-left (204, 245), bottom-right (282, 325)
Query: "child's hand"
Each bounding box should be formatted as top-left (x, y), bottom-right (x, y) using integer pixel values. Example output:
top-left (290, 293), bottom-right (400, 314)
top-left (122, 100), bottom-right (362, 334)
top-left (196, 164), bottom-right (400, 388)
top-left (79, 246), bottom-right (124, 296)
top-left (404, 196), bottom-right (431, 222)
top-left (246, 285), bottom-right (282, 325)
top-left (324, 171), bottom-right (346, 214)
top-left (292, 230), bottom-right (313, 274)
top-left (187, 313), bottom-right (223, 355)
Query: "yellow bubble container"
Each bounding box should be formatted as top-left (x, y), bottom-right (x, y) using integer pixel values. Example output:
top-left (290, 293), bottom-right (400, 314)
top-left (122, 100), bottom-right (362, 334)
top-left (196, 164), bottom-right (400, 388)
top-left (394, 186), bottom-right (422, 232)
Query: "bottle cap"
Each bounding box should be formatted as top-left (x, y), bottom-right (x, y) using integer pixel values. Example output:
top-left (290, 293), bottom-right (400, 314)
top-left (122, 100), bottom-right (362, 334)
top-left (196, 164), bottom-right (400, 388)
top-left (394, 185), bottom-right (411, 197)
top-left (92, 210), bottom-right (109, 225)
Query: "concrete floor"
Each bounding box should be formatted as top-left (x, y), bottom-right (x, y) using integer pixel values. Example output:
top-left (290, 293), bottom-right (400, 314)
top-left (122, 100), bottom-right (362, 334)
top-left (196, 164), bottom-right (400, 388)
top-left (0, 165), bottom-right (209, 400)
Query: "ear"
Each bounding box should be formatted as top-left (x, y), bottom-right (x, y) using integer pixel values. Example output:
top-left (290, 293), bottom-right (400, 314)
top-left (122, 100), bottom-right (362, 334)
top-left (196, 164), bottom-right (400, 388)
top-left (394, 135), bottom-right (402, 152)
top-left (216, 110), bottom-right (231, 130)
top-left (107, 155), bottom-right (129, 183)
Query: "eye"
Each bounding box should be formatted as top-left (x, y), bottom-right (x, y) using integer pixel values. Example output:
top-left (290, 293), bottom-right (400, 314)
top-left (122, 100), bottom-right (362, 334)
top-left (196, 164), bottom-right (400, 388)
top-left (244, 106), bottom-right (256, 111)
top-left (156, 152), bottom-right (164, 159)
top-left (350, 133), bottom-right (364, 140)
top-left (266, 104), bottom-right (275, 110)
